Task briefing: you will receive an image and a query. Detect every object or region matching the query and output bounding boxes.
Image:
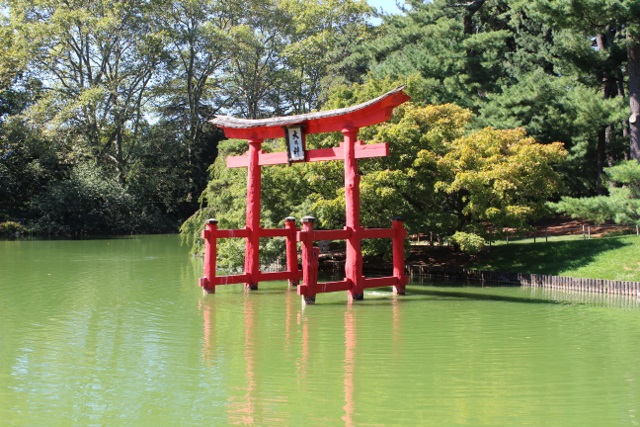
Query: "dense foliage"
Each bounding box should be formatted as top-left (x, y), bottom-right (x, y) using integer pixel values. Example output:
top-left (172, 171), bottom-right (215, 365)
top-left (2, 0), bottom-right (639, 245)
top-left (1, 0), bottom-right (370, 234)
top-left (450, 231), bottom-right (486, 254)
top-left (550, 160), bottom-right (640, 225)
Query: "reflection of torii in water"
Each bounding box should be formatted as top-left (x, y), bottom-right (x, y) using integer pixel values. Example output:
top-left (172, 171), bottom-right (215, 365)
top-left (200, 86), bottom-right (410, 304)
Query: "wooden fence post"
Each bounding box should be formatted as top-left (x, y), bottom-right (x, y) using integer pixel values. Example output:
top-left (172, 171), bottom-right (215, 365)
top-left (200, 218), bottom-right (218, 293)
top-left (284, 217), bottom-right (299, 287)
top-left (298, 216), bottom-right (318, 305)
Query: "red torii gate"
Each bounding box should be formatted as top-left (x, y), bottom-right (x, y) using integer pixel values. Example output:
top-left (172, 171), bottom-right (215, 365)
top-left (199, 86), bottom-right (410, 304)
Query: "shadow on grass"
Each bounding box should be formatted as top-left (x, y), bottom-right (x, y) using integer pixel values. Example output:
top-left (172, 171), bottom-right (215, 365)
top-left (472, 238), bottom-right (631, 276)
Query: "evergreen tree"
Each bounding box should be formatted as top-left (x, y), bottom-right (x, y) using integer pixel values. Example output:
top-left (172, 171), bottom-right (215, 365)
top-left (551, 160), bottom-right (640, 225)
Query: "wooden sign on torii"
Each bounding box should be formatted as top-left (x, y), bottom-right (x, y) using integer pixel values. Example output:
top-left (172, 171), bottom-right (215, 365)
top-left (199, 86), bottom-right (410, 304)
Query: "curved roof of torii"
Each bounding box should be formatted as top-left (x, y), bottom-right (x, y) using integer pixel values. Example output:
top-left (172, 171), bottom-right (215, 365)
top-left (209, 85), bottom-right (410, 140)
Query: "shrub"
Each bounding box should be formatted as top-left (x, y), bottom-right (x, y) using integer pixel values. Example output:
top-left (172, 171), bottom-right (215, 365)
top-left (450, 231), bottom-right (486, 254)
top-left (0, 221), bottom-right (26, 236)
top-left (30, 161), bottom-right (134, 235)
top-left (550, 160), bottom-right (640, 226)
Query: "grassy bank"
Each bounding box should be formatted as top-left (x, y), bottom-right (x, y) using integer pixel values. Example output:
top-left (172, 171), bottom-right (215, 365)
top-left (469, 235), bottom-right (640, 282)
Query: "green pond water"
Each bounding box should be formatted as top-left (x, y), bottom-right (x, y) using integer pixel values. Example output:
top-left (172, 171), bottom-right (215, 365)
top-left (1, 235), bottom-right (639, 426)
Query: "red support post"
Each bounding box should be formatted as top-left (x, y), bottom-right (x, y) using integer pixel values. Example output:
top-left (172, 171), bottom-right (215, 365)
top-left (298, 216), bottom-right (318, 305)
top-left (343, 127), bottom-right (364, 301)
top-left (245, 138), bottom-right (263, 290)
top-left (392, 217), bottom-right (408, 295)
top-left (199, 219), bottom-right (218, 293)
top-left (284, 217), bottom-right (299, 287)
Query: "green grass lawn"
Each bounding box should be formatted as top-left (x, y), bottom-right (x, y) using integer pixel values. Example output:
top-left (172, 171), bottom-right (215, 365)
top-left (470, 235), bottom-right (640, 282)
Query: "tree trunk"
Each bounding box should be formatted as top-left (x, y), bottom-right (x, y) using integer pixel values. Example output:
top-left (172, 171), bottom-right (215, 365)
top-left (597, 126), bottom-right (606, 191)
top-left (617, 67), bottom-right (629, 147)
top-left (460, 0), bottom-right (486, 89)
top-left (628, 34), bottom-right (640, 161)
top-left (596, 32), bottom-right (617, 188)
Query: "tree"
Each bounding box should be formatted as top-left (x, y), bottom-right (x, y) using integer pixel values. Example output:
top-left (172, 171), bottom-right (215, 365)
top-left (478, 71), bottom-right (627, 195)
top-left (320, 80), bottom-right (568, 240)
top-left (550, 160), bottom-right (640, 225)
top-left (180, 137), bottom-right (256, 267)
top-left (0, 116), bottom-right (54, 221)
top-left (153, 0), bottom-right (231, 215)
top-left (436, 126), bottom-right (568, 238)
top-left (1, 8), bottom-right (26, 93)
top-left (8, 0), bottom-right (167, 180)
top-left (1, 61), bottom-right (48, 221)
top-left (353, 0), bottom-right (634, 195)
top-left (30, 160), bottom-right (134, 235)
top-left (316, 79), bottom-right (472, 235)
top-left (3, 0), bottom-right (378, 234)
top-left (218, 0), bottom-right (372, 119)
top-left (533, 0), bottom-right (640, 161)
top-left (223, 10), bottom-right (288, 118)
top-left (278, 0), bottom-right (373, 113)
top-left (157, 0), bottom-right (232, 144)
top-left (125, 122), bottom-right (210, 231)
top-left (364, 0), bottom-right (521, 110)
top-left (630, 25), bottom-right (640, 160)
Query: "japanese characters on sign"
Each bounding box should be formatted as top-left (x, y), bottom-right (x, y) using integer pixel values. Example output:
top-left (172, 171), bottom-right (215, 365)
top-left (285, 125), bottom-right (306, 163)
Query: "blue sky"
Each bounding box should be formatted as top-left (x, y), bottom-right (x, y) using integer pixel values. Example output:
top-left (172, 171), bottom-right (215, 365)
top-left (367, 0), bottom-right (403, 15)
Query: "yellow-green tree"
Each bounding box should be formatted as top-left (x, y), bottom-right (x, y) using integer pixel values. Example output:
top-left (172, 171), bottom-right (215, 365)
top-left (315, 80), bottom-right (568, 240)
top-left (0, 11), bottom-right (25, 93)
top-left (436, 127), bottom-right (567, 237)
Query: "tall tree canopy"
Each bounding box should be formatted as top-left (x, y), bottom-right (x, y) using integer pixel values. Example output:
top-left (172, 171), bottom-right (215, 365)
top-left (356, 0), bottom-right (638, 193)
top-left (1, 0), bottom-right (372, 233)
top-left (8, 0), bottom-right (167, 177)
top-left (2, 0), bottom-right (636, 240)
top-left (532, 0), bottom-right (640, 161)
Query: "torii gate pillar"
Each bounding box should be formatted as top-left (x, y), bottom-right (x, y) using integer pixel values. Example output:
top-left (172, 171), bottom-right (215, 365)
top-left (245, 138), bottom-right (262, 290)
top-left (343, 127), bottom-right (364, 301)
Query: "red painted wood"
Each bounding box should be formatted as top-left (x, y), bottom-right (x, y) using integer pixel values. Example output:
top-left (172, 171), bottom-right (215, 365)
top-left (296, 285), bottom-right (308, 297)
top-left (284, 218), bottom-right (299, 286)
top-left (392, 218), bottom-right (408, 295)
top-left (214, 274), bottom-right (251, 285)
top-left (353, 141), bottom-right (389, 158)
top-left (316, 280), bottom-right (351, 293)
top-left (343, 127), bottom-right (364, 301)
top-left (200, 219), bottom-right (218, 293)
top-left (298, 218), bottom-right (318, 304)
top-left (255, 151), bottom-right (289, 167)
top-left (309, 229), bottom-right (352, 241)
top-left (226, 154), bottom-right (254, 168)
top-left (258, 228), bottom-right (290, 238)
top-left (306, 142), bottom-right (388, 162)
top-left (359, 228), bottom-right (395, 239)
top-left (362, 276), bottom-right (398, 289)
top-left (215, 228), bottom-right (251, 238)
top-left (201, 88), bottom-right (411, 300)
top-left (305, 146), bottom-right (342, 163)
top-left (258, 271), bottom-right (296, 282)
top-left (226, 142), bottom-right (389, 168)
top-left (217, 90), bottom-right (410, 140)
top-left (244, 139), bottom-right (262, 290)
